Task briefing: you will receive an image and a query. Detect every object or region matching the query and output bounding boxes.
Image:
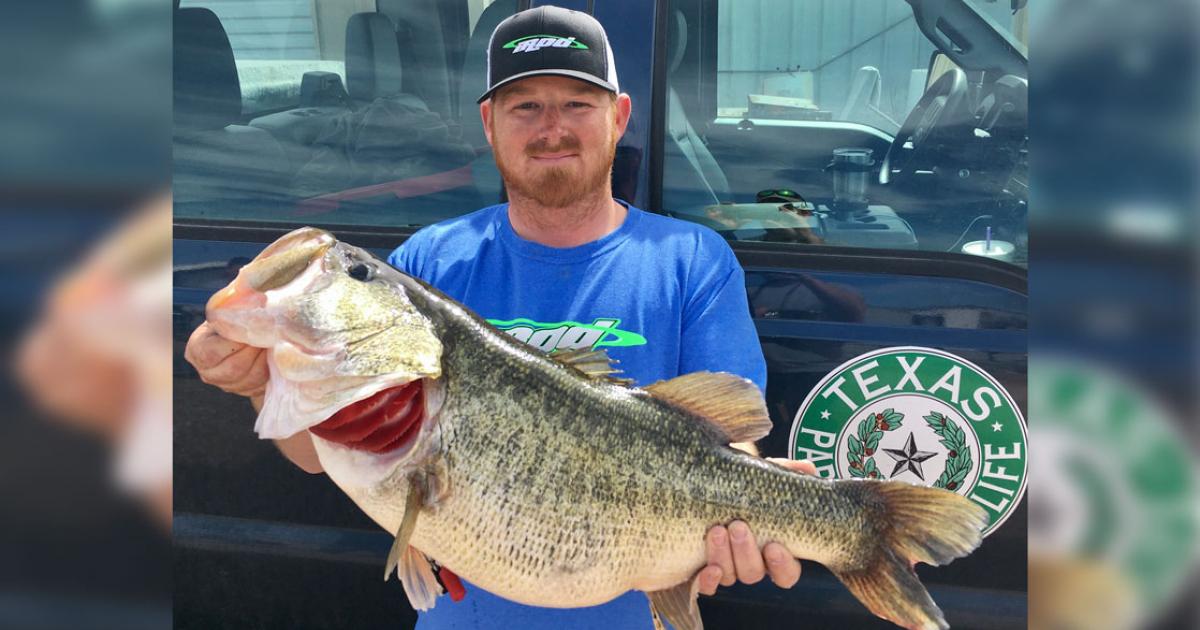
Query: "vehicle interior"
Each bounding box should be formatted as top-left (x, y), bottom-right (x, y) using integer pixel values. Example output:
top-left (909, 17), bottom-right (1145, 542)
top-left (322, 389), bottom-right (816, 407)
top-left (663, 0), bottom-right (1028, 265)
top-left (173, 0), bottom-right (1027, 266)
top-left (174, 0), bottom-right (505, 226)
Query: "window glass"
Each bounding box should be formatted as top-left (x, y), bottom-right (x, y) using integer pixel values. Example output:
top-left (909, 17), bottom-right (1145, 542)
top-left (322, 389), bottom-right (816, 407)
top-left (663, 0), bottom-right (1029, 268)
top-left (174, 0), bottom-right (515, 228)
top-left (179, 0), bottom-right (341, 115)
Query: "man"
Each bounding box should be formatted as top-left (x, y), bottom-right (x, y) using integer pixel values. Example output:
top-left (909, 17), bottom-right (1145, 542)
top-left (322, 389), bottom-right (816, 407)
top-left (186, 6), bottom-right (813, 629)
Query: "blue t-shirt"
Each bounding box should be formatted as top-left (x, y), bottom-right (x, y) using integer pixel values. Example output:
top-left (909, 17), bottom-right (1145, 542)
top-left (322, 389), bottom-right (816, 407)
top-left (387, 201), bottom-right (766, 630)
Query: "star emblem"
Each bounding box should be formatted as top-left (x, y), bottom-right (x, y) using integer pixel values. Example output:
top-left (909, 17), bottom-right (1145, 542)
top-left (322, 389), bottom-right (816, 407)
top-left (820, 410), bottom-right (831, 420)
top-left (883, 433), bottom-right (937, 481)
top-left (991, 422), bottom-right (1003, 432)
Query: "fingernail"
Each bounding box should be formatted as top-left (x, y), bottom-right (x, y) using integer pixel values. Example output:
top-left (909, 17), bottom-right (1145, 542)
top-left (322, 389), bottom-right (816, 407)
top-left (767, 549), bottom-right (786, 565)
top-left (710, 528), bottom-right (727, 546)
top-left (729, 523), bottom-right (747, 542)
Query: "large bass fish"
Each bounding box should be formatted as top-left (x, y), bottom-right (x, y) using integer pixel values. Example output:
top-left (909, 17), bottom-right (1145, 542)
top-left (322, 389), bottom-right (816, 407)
top-left (205, 227), bottom-right (987, 630)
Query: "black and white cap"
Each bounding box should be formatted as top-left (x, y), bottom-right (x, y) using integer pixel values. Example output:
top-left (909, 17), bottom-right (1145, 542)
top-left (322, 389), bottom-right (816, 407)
top-left (478, 5), bottom-right (619, 103)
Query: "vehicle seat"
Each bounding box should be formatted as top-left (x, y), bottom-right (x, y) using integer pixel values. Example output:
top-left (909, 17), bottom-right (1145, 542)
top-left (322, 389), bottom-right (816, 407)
top-left (457, 0), bottom-right (518, 198)
top-left (839, 66), bottom-right (888, 127)
top-left (173, 7), bottom-right (292, 205)
top-left (247, 12), bottom-right (429, 180)
top-left (662, 9), bottom-right (731, 214)
top-left (377, 0), bottom-right (455, 123)
top-left (459, 0), bottom-right (516, 150)
top-left (344, 12), bottom-right (429, 111)
top-left (277, 12), bottom-right (474, 201)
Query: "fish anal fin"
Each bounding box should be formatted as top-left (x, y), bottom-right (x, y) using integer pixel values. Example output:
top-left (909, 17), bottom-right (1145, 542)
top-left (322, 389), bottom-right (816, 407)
top-left (832, 481), bottom-right (989, 630)
top-left (835, 552), bottom-right (947, 630)
top-left (398, 545), bottom-right (443, 611)
top-left (644, 372), bottom-right (771, 443)
top-left (646, 578), bottom-right (703, 630)
top-left (550, 348), bottom-right (633, 385)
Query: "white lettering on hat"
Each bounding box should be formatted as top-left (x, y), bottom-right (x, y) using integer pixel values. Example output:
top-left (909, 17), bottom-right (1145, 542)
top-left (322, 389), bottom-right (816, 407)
top-left (511, 36), bottom-right (580, 54)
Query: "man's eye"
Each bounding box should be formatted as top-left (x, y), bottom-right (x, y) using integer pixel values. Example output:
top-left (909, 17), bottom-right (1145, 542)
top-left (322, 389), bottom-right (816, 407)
top-left (567, 101), bottom-right (592, 109)
top-left (514, 102), bottom-right (539, 111)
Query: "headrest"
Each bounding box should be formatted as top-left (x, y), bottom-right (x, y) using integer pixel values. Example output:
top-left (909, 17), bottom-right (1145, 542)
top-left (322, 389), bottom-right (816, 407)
top-left (458, 0), bottom-right (518, 146)
top-left (668, 10), bottom-right (687, 74)
top-left (345, 13), bottom-right (403, 101)
top-left (174, 8), bottom-right (242, 130)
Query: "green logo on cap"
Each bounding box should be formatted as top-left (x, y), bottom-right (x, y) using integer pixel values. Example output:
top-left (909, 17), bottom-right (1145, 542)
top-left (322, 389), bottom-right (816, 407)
top-left (503, 35), bottom-right (588, 54)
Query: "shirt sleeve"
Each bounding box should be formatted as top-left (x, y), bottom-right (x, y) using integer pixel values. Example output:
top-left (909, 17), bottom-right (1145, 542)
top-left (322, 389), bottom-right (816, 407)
top-left (678, 244), bottom-right (767, 393)
top-left (386, 231), bottom-right (431, 281)
top-left (386, 241), bottom-right (415, 274)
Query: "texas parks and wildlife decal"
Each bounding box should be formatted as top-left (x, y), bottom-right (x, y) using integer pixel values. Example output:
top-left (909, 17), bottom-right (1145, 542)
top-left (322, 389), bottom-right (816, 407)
top-left (789, 346), bottom-right (1027, 537)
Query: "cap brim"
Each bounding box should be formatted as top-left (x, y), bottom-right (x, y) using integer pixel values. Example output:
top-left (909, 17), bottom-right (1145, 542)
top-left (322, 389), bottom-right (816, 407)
top-left (477, 69), bottom-right (618, 103)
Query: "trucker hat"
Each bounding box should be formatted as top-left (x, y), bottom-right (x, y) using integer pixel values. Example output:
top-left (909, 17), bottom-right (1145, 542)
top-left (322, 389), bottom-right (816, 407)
top-left (478, 5), bottom-right (620, 103)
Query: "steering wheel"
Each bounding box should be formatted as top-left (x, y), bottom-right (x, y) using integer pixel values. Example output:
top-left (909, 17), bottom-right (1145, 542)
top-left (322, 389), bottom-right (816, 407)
top-left (879, 68), bottom-right (971, 185)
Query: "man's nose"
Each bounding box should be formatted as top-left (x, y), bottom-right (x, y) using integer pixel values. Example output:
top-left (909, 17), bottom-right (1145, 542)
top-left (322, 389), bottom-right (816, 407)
top-left (537, 105), bottom-right (567, 135)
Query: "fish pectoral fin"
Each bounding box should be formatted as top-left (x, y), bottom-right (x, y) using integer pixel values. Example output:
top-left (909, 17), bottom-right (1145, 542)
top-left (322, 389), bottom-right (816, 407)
top-left (384, 480), bottom-right (425, 581)
top-left (646, 578), bottom-right (703, 630)
top-left (383, 476), bottom-right (448, 611)
top-left (644, 372), bottom-right (771, 444)
top-left (397, 545), bottom-right (442, 611)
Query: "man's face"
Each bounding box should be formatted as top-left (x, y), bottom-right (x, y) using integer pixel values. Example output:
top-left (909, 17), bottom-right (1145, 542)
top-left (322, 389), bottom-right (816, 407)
top-left (481, 76), bottom-right (631, 208)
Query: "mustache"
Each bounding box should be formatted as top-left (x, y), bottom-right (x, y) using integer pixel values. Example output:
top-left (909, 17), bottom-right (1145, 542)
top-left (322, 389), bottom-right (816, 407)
top-left (525, 136), bottom-right (582, 156)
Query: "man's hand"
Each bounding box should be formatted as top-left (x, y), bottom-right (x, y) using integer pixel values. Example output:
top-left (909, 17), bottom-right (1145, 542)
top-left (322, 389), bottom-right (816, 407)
top-left (184, 321), bottom-right (268, 399)
top-left (697, 459), bottom-right (818, 595)
top-left (184, 322), bottom-right (323, 473)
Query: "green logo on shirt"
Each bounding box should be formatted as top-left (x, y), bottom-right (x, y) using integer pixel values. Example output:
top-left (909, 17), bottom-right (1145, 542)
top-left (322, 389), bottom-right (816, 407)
top-left (487, 317), bottom-right (646, 353)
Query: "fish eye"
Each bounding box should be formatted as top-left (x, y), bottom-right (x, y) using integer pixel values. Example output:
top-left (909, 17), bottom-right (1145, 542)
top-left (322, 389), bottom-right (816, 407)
top-left (348, 263), bottom-right (373, 281)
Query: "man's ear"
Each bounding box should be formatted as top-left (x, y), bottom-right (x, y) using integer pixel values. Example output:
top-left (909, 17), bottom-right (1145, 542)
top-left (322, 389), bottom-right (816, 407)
top-left (480, 100), bottom-right (494, 146)
top-left (613, 93), bottom-right (632, 139)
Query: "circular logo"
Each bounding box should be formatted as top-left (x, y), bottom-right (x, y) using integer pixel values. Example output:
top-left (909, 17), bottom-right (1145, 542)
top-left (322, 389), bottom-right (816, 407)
top-left (788, 346), bottom-right (1027, 537)
top-left (1028, 356), bottom-right (1199, 623)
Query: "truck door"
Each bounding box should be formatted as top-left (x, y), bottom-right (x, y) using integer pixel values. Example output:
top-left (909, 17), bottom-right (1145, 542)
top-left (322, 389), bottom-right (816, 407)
top-left (657, 0), bottom-right (1027, 627)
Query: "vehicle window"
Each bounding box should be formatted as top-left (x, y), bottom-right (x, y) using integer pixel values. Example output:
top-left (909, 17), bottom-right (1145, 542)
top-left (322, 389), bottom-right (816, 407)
top-left (174, 0), bottom-right (515, 228)
top-left (178, 0), bottom-right (342, 116)
top-left (663, 0), bottom-right (1029, 268)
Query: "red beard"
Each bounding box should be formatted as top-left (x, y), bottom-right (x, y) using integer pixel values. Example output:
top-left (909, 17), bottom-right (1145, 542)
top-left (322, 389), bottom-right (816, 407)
top-left (494, 133), bottom-right (616, 207)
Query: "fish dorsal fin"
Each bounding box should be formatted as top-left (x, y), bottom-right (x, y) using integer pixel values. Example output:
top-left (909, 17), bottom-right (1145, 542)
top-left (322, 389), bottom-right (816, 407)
top-left (644, 372), bottom-right (771, 443)
top-left (550, 348), bottom-right (634, 385)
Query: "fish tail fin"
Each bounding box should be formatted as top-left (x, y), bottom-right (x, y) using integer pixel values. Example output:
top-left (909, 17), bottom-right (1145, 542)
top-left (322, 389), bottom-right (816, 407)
top-left (832, 481), bottom-right (988, 630)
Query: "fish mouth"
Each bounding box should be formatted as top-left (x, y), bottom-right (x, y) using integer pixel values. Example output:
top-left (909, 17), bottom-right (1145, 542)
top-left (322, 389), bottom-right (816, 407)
top-left (308, 380), bottom-right (426, 454)
top-left (207, 229), bottom-right (334, 317)
top-left (206, 229), bottom-right (335, 346)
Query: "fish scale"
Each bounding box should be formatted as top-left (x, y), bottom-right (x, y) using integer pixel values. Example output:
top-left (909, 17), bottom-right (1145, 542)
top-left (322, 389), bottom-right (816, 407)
top-left (208, 227), bottom-right (991, 630)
